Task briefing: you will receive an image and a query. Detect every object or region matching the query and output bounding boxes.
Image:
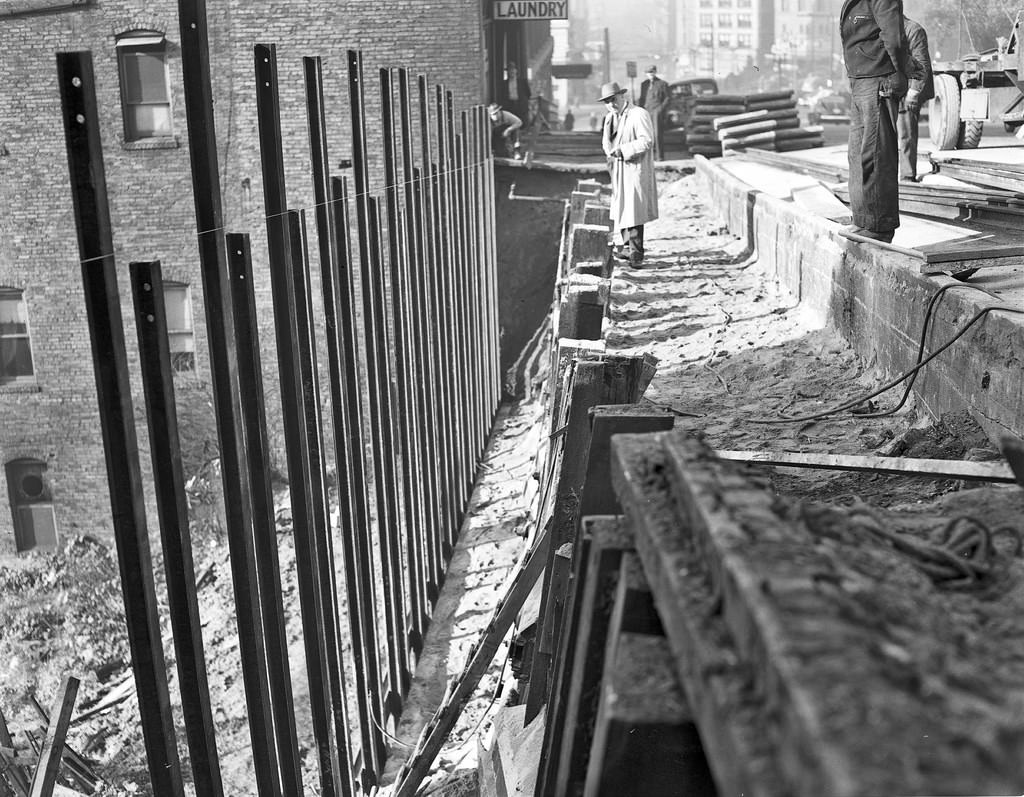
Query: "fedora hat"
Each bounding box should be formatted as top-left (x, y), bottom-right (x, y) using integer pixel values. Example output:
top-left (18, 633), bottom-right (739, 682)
top-left (598, 81), bottom-right (627, 102)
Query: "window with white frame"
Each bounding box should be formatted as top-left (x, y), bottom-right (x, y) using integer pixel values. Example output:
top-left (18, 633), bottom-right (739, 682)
top-left (0, 288), bottom-right (35, 385)
top-left (116, 31), bottom-right (173, 141)
top-left (164, 281), bottom-right (195, 373)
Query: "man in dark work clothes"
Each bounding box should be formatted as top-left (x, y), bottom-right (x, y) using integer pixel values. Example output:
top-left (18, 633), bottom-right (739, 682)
top-left (840, 0), bottom-right (911, 243)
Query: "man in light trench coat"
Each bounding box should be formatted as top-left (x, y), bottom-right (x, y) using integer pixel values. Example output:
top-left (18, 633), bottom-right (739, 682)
top-left (600, 81), bottom-right (659, 267)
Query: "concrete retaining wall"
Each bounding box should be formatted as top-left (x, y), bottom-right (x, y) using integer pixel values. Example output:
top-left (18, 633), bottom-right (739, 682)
top-left (697, 156), bottom-right (1024, 442)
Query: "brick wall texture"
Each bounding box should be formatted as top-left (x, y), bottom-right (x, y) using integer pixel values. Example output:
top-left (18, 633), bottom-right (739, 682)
top-left (0, 0), bottom-right (486, 554)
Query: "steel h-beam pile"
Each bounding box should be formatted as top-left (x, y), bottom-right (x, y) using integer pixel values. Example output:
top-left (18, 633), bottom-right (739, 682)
top-left (685, 90), bottom-right (824, 157)
top-left (54, 1), bottom-right (501, 793)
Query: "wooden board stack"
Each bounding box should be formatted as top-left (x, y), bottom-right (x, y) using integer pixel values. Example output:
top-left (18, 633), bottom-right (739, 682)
top-left (684, 90), bottom-right (824, 157)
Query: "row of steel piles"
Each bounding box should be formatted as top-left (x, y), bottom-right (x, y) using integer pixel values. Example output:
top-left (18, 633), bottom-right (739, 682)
top-left (54, 2), bottom-right (501, 793)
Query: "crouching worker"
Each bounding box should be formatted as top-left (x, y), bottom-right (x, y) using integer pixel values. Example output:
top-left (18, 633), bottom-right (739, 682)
top-left (488, 102), bottom-right (523, 160)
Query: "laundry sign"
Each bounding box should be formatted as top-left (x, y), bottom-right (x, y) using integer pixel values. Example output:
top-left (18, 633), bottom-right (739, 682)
top-left (494, 1), bottom-right (568, 20)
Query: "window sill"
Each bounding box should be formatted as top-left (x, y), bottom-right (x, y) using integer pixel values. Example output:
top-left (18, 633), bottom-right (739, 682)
top-left (0, 382), bottom-right (41, 394)
top-left (122, 136), bottom-right (180, 151)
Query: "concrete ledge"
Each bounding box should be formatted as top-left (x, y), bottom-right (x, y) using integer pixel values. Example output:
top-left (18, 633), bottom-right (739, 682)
top-left (696, 156), bottom-right (1024, 440)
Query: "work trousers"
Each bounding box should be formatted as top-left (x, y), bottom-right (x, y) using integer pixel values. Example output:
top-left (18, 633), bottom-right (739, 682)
top-left (619, 225), bottom-right (644, 262)
top-left (897, 101), bottom-right (921, 181)
top-left (848, 75), bottom-right (901, 232)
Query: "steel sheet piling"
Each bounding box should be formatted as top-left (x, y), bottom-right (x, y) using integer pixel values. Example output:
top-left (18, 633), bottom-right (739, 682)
top-left (328, 175), bottom-right (388, 785)
top-left (304, 58), bottom-right (384, 787)
top-left (130, 261), bottom-right (224, 797)
top-left (254, 43), bottom-right (342, 797)
top-left (175, 3), bottom-right (283, 791)
top-left (398, 69), bottom-right (443, 607)
top-left (56, 51), bottom-right (185, 797)
top-left (288, 210), bottom-right (354, 797)
top-left (379, 67), bottom-right (427, 654)
top-left (347, 49), bottom-right (410, 715)
top-left (225, 234), bottom-right (304, 794)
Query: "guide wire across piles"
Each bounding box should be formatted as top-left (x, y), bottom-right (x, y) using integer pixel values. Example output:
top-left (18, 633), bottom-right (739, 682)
top-left (52, 1), bottom-right (501, 794)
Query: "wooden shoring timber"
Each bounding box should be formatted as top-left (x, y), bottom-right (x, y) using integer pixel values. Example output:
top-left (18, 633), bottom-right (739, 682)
top-left (584, 632), bottom-right (716, 797)
top-left (568, 224), bottom-right (612, 271)
top-left (716, 116), bottom-right (800, 140)
top-left (609, 434), bottom-right (790, 797)
top-left (557, 276), bottom-right (608, 341)
top-left (837, 229), bottom-right (1023, 274)
top-left (537, 517), bottom-right (634, 797)
top-left (636, 431), bottom-right (1024, 795)
top-left (524, 355), bottom-right (658, 723)
top-left (27, 677), bottom-right (79, 797)
top-left (712, 108), bottom-right (795, 130)
top-left (728, 147), bottom-right (846, 182)
top-left (716, 449), bottom-right (1018, 483)
top-left (25, 699), bottom-right (97, 796)
top-left (390, 524), bottom-right (552, 797)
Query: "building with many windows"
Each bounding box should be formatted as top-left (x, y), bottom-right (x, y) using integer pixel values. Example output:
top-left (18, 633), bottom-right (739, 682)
top-left (774, 0), bottom-right (844, 86)
top-left (0, 0), bottom-right (488, 555)
top-left (680, 0), bottom-right (774, 85)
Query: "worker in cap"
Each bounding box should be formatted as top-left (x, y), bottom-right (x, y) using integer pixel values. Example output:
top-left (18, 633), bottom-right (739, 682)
top-left (487, 102), bottom-right (523, 159)
top-left (600, 80), bottom-right (658, 267)
top-left (638, 64), bottom-right (670, 160)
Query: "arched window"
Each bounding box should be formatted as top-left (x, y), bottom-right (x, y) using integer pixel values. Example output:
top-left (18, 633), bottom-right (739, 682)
top-left (5, 459), bottom-right (57, 553)
top-left (0, 287), bottom-right (35, 385)
top-left (116, 30), bottom-right (172, 141)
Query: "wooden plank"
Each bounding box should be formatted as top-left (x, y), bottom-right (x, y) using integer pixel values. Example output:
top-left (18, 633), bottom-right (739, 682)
top-left (28, 678), bottom-right (79, 797)
top-left (715, 449), bottom-right (1018, 483)
top-left (0, 708), bottom-right (30, 796)
top-left (716, 117), bottom-right (800, 140)
top-left (610, 435), bottom-right (789, 797)
top-left (789, 184), bottom-right (853, 223)
top-left (934, 163), bottom-right (1024, 193)
top-left (390, 524), bottom-right (551, 797)
top-left (550, 518), bottom-right (634, 796)
top-left (579, 406), bottom-right (676, 518)
top-left (584, 633), bottom-right (716, 797)
top-left (654, 431), bottom-right (1024, 796)
top-left (732, 147), bottom-right (845, 182)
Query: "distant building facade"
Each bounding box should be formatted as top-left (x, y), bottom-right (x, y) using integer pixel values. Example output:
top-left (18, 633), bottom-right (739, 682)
top-left (0, 0), bottom-right (486, 555)
top-left (684, 0), bottom-right (775, 82)
top-left (774, 0), bottom-right (844, 86)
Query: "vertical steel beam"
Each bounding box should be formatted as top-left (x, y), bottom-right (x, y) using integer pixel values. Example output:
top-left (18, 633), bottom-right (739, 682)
top-left (347, 49), bottom-right (409, 716)
top-left (329, 176), bottom-right (388, 786)
top-left (130, 261), bottom-right (224, 797)
top-left (419, 77), bottom-right (455, 580)
top-left (304, 58), bottom-right (384, 788)
top-left (398, 69), bottom-right (442, 606)
top-left (435, 84), bottom-right (464, 553)
top-left (175, 4), bottom-right (282, 792)
top-left (379, 67), bottom-right (427, 654)
top-left (55, 51), bottom-right (185, 797)
top-left (289, 210), bottom-right (353, 797)
top-left (460, 110), bottom-right (486, 460)
top-left (254, 43), bottom-right (341, 797)
top-left (225, 234), bottom-right (304, 793)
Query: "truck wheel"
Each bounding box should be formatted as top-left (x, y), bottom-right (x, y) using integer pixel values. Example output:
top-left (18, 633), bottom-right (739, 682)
top-left (930, 73), bottom-right (963, 150)
top-left (958, 120), bottom-right (984, 149)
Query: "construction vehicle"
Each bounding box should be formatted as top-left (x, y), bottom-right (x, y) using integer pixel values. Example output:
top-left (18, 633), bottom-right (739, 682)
top-left (929, 9), bottom-right (1024, 149)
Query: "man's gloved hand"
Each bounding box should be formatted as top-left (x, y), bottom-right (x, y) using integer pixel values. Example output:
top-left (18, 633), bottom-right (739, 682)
top-left (905, 87), bottom-right (921, 113)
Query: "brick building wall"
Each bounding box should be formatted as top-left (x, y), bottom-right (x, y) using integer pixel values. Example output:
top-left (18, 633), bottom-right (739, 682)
top-left (0, 0), bottom-right (486, 555)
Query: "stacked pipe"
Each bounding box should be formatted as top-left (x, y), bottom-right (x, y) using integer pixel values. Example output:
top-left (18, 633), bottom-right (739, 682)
top-left (685, 91), bottom-right (824, 157)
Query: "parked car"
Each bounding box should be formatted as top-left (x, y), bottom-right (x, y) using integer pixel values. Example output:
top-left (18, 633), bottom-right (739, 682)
top-left (665, 77), bottom-right (719, 130)
top-left (807, 90), bottom-right (851, 124)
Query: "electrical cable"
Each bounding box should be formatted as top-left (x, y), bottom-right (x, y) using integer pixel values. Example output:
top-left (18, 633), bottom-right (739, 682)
top-left (750, 299), bottom-right (1024, 425)
top-left (862, 281), bottom-right (1003, 418)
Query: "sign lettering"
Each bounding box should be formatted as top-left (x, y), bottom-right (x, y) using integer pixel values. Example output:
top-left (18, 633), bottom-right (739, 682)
top-left (494, 1), bottom-right (568, 20)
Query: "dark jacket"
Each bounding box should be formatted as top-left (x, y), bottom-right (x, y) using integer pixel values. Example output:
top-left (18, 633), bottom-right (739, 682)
top-left (905, 16), bottom-right (934, 101)
top-left (840, 0), bottom-right (907, 78)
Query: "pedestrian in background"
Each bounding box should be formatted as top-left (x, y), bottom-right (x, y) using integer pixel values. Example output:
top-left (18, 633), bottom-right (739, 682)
top-left (840, 0), bottom-right (911, 243)
top-left (638, 65), bottom-right (670, 160)
top-left (503, 62), bottom-right (531, 124)
top-left (488, 103), bottom-right (523, 159)
top-left (563, 108), bottom-right (575, 131)
top-left (589, 111), bottom-right (599, 131)
top-left (898, 15), bottom-right (934, 181)
top-left (600, 81), bottom-right (658, 267)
